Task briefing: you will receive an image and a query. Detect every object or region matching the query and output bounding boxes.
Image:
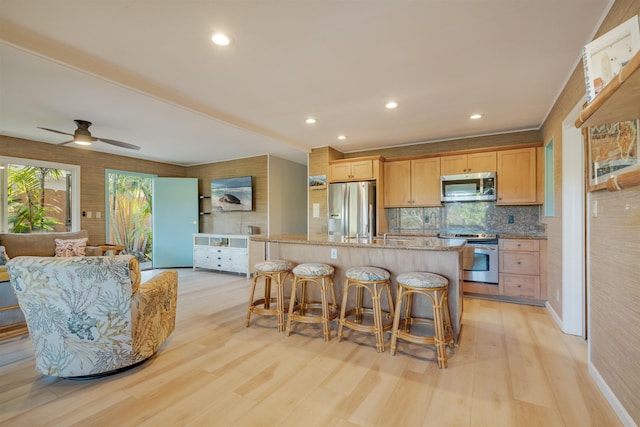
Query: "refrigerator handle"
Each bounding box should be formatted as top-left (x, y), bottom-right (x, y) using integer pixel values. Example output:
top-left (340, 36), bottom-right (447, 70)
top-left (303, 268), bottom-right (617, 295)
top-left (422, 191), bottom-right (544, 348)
top-left (342, 184), bottom-right (349, 237)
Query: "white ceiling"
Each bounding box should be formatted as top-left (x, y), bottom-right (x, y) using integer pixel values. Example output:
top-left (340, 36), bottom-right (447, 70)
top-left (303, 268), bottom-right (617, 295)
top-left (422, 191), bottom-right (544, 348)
top-left (0, 1), bottom-right (611, 166)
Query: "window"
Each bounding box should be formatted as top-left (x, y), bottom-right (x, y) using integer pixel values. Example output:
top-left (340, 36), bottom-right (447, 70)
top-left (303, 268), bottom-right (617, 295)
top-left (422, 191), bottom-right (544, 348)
top-left (544, 138), bottom-right (555, 217)
top-left (1, 157), bottom-right (80, 232)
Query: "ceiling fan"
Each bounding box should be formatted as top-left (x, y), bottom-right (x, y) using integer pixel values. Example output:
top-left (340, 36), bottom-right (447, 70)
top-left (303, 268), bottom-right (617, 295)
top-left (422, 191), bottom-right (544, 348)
top-left (38, 120), bottom-right (141, 151)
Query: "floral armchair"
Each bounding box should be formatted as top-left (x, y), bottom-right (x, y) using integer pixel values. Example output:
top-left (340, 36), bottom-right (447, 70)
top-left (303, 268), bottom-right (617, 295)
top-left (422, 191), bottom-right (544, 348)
top-left (6, 255), bottom-right (178, 378)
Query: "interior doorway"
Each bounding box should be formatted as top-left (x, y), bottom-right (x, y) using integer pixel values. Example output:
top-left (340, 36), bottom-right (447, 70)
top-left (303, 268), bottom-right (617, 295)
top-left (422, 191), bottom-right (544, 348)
top-left (105, 170), bottom-right (155, 270)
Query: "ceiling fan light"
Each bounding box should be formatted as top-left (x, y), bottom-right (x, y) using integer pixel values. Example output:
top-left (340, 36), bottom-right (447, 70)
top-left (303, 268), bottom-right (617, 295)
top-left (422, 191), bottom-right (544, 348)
top-left (74, 134), bottom-right (92, 145)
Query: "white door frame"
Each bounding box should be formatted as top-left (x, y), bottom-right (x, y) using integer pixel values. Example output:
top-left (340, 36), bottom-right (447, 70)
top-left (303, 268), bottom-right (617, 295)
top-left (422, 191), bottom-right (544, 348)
top-left (561, 99), bottom-right (586, 337)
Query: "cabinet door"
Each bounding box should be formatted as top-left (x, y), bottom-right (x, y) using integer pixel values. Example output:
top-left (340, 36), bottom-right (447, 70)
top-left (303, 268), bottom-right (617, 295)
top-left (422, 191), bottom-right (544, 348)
top-left (383, 160), bottom-right (412, 207)
top-left (467, 152), bottom-right (496, 173)
top-left (412, 158), bottom-right (442, 206)
top-left (440, 155), bottom-right (468, 175)
top-left (350, 160), bottom-right (374, 180)
top-left (329, 163), bottom-right (352, 182)
top-left (497, 148), bottom-right (538, 204)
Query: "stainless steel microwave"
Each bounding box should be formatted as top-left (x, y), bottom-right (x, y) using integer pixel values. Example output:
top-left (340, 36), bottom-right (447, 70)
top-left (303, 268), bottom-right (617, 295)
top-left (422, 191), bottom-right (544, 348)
top-left (440, 172), bottom-right (496, 202)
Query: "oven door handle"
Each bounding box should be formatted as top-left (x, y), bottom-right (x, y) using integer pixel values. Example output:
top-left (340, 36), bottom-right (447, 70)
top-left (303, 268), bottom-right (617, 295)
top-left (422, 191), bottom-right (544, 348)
top-left (468, 245), bottom-right (498, 252)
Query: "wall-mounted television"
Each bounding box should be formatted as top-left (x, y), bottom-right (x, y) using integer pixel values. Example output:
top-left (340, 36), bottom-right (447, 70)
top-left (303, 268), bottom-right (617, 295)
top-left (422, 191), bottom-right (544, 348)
top-left (211, 176), bottom-right (253, 212)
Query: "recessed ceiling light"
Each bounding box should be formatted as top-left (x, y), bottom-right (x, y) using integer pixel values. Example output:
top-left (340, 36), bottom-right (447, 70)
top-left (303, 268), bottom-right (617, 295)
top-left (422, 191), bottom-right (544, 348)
top-left (385, 101), bottom-right (398, 109)
top-left (211, 33), bottom-right (232, 46)
top-left (337, 135), bottom-right (347, 140)
top-left (470, 113), bottom-right (483, 120)
top-left (305, 117), bottom-right (317, 124)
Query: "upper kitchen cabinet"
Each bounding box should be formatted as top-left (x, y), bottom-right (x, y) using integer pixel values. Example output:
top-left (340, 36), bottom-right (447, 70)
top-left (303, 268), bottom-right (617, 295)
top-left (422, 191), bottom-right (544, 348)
top-left (440, 152), bottom-right (496, 175)
top-left (384, 157), bottom-right (441, 207)
top-left (329, 157), bottom-right (378, 182)
top-left (497, 147), bottom-right (541, 205)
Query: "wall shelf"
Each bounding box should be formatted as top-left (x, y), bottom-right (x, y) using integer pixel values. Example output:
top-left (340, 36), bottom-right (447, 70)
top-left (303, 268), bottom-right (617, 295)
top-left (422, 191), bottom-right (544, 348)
top-left (575, 50), bottom-right (640, 129)
top-left (575, 50), bottom-right (640, 192)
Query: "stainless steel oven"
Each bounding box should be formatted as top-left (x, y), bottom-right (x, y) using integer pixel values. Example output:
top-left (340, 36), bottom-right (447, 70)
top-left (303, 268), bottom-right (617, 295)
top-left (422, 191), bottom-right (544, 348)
top-left (440, 233), bottom-right (499, 284)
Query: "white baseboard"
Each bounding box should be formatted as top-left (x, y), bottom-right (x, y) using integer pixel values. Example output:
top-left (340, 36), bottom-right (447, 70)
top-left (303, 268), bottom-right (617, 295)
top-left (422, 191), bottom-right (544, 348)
top-left (589, 362), bottom-right (637, 427)
top-left (545, 301), bottom-right (562, 329)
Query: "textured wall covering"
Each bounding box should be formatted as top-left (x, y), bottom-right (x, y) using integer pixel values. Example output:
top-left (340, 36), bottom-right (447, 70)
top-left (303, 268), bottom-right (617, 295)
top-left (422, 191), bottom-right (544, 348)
top-left (538, 0), bottom-right (640, 423)
top-left (187, 156), bottom-right (269, 235)
top-left (0, 135), bottom-right (186, 244)
top-left (589, 189), bottom-right (640, 424)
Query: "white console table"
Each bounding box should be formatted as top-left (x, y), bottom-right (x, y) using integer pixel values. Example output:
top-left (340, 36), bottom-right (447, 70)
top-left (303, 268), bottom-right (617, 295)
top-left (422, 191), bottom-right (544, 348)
top-left (193, 234), bottom-right (251, 277)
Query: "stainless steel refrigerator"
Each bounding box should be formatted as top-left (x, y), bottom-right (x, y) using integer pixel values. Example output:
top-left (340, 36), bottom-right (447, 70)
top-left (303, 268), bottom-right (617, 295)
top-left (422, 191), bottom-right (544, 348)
top-left (328, 181), bottom-right (376, 240)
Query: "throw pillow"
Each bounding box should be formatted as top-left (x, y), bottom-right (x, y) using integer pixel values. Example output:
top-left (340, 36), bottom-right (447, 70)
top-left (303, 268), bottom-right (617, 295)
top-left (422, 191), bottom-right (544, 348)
top-left (54, 238), bottom-right (88, 257)
top-left (0, 246), bottom-right (8, 266)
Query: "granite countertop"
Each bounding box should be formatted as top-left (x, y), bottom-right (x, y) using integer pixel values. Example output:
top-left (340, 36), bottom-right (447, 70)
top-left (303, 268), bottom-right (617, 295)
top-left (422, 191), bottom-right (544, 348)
top-left (385, 230), bottom-right (547, 240)
top-left (250, 234), bottom-right (467, 252)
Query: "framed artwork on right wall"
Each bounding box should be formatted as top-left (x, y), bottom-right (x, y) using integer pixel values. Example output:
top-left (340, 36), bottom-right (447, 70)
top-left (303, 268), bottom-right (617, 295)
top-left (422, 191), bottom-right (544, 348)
top-left (586, 119), bottom-right (639, 191)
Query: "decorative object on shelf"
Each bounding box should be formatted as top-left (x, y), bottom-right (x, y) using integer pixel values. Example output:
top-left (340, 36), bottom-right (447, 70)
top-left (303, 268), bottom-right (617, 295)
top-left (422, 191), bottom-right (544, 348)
top-left (210, 176), bottom-right (253, 212)
top-left (308, 174), bottom-right (327, 190)
top-left (582, 15), bottom-right (640, 104)
top-left (587, 119), bottom-right (639, 189)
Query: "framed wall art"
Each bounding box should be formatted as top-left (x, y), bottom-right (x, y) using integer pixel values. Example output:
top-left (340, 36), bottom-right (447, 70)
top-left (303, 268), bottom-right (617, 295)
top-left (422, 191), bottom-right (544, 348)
top-left (586, 119), bottom-right (639, 190)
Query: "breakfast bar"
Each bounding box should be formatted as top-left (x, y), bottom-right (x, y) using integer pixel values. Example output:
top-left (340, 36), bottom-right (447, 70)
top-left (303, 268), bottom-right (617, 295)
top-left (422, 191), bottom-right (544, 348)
top-left (251, 235), bottom-right (468, 342)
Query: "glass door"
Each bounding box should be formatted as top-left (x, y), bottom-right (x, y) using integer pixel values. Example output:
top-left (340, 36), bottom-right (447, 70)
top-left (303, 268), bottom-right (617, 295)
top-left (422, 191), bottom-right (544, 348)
top-left (105, 170), bottom-right (155, 269)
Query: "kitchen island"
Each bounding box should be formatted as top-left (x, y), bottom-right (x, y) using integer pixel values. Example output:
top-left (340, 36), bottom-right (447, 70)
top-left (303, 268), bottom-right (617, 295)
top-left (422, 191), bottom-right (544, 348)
top-left (250, 234), bottom-right (468, 343)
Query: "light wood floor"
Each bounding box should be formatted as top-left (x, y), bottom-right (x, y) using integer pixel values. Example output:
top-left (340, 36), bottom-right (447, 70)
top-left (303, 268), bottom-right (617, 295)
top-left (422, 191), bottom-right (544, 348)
top-left (0, 269), bottom-right (621, 426)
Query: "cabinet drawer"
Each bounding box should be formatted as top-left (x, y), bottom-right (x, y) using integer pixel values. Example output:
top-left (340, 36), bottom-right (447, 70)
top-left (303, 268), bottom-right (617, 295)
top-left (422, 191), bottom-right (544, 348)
top-left (499, 239), bottom-right (539, 252)
top-left (500, 251), bottom-right (539, 275)
top-left (500, 274), bottom-right (540, 299)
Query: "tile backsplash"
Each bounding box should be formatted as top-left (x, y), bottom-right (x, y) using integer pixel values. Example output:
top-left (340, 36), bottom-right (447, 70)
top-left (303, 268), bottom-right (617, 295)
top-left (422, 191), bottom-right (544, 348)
top-left (385, 202), bottom-right (544, 235)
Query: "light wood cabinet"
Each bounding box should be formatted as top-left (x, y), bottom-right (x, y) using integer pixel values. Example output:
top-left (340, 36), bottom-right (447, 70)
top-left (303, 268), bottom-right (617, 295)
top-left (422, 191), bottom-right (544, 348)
top-left (440, 152), bottom-right (496, 175)
top-left (384, 157), bottom-right (441, 207)
top-left (497, 147), bottom-right (539, 205)
top-left (499, 238), bottom-right (543, 300)
top-left (329, 159), bottom-right (374, 182)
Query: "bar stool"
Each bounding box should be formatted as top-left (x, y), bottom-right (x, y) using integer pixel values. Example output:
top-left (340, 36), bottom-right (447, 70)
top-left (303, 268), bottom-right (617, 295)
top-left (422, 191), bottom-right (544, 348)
top-left (338, 266), bottom-right (394, 352)
top-left (390, 272), bottom-right (454, 368)
top-left (285, 263), bottom-right (339, 341)
top-left (246, 259), bottom-right (295, 332)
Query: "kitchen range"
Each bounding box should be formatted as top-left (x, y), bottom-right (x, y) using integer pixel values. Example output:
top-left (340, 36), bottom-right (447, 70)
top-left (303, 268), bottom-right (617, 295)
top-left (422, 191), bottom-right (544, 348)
top-left (438, 232), bottom-right (499, 285)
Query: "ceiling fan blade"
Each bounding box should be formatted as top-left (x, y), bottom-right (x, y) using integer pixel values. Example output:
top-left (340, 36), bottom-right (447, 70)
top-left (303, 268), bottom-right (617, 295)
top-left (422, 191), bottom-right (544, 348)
top-left (38, 127), bottom-right (74, 136)
top-left (57, 140), bottom-right (74, 146)
top-left (97, 137), bottom-right (141, 151)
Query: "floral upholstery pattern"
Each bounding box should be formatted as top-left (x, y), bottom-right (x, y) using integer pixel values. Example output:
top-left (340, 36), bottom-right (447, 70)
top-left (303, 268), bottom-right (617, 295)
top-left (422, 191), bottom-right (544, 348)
top-left (54, 238), bottom-right (88, 257)
top-left (0, 245), bottom-right (8, 266)
top-left (6, 255), bottom-right (177, 378)
top-left (345, 266), bottom-right (390, 282)
top-left (254, 259), bottom-right (295, 273)
top-left (397, 272), bottom-right (449, 289)
top-left (292, 262), bottom-right (334, 277)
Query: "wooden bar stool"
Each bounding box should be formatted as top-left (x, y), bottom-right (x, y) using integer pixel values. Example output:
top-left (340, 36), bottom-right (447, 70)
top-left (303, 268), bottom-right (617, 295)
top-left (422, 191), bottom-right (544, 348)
top-left (285, 263), bottom-right (339, 341)
top-left (246, 260), bottom-right (295, 332)
top-left (338, 266), bottom-right (394, 352)
top-left (390, 272), bottom-right (454, 368)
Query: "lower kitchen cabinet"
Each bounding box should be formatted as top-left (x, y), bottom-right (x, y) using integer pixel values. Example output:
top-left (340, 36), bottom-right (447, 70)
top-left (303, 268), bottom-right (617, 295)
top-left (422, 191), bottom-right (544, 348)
top-left (498, 238), bottom-right (546, 301)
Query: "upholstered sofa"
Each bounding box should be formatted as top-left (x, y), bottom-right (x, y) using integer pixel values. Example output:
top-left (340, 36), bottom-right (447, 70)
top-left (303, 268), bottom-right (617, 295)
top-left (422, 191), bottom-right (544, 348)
top-left (0, 230), bottom-right (102, 283)
top-left (6, 255), bottom-right (178, 378)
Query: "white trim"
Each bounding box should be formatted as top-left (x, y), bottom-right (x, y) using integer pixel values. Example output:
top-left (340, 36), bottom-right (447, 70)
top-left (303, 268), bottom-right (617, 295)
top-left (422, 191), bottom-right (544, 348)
top-left (589, 362), bottom-right (637, 427)
top-left (560, 100), bottom-right (586, 336)
top-left (0, 156), bottom-right (81, 232)
top-left (546, 301), bottom-right (563, 330)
